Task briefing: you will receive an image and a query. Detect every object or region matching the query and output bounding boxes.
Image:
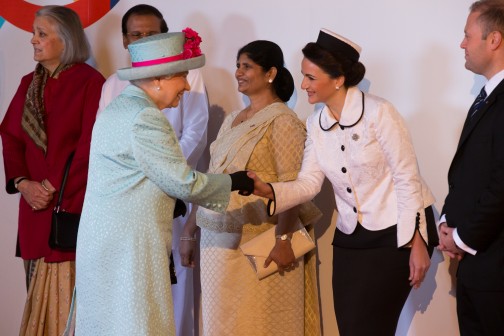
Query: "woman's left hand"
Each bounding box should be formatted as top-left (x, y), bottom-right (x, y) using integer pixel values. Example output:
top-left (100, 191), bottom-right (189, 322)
top-left (18, 179), bottom-right (55, 210)
top-left (179, 239), bottom-right (196, 268)
top-left (264, 240), bottom-right (297, 274)
top-left (409, 231), bottom-right (431, 289)
top-left (179, 205), bottom-right (199, 268)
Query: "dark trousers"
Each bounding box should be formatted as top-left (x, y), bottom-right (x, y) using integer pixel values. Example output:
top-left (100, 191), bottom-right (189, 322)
top-left (457, 280), bottom-right (504, 336)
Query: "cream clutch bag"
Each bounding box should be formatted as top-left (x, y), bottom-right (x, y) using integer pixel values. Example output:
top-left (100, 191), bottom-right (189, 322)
top-left (239, 222), bottom-right (316, 280)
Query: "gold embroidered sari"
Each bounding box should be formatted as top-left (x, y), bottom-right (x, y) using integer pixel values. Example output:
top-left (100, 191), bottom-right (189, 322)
top-left (198, 102), bottom-right (321, 335)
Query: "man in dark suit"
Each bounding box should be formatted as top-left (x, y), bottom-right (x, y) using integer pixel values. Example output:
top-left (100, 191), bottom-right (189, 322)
top-left (438, 0), bottom-right (504, 334)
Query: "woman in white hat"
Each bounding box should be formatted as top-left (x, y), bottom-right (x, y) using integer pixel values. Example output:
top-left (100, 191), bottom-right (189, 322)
top-left (73, 30), bottom-right (252, 335)
top-left (249, 29), bottom-right (437, 335)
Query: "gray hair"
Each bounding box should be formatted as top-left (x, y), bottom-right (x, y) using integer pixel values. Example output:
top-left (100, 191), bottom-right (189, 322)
top-left (35, 5), bottom-right (90, 64)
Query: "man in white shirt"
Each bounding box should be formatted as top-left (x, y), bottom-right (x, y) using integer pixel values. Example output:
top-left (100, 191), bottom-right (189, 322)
top-left (98, 5), bottom-right (208, 336)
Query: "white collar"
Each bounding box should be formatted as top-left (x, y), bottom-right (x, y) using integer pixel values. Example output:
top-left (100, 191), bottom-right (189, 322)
top-left (319, 86), bottom-right (364, 130)
top-left (484, 69), bottom-right (504, 96)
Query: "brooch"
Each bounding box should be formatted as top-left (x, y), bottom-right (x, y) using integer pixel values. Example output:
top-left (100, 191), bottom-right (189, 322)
top-left (352, 133), bottom-right (359, 141)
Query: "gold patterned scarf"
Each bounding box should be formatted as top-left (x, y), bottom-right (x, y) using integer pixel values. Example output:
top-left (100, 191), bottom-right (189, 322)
top-left (21, 63), bottom-right (73, 154)
top-left (208, 102), bottom-right (291, 174)
top-left (198, 102), bottom-right (321, 233)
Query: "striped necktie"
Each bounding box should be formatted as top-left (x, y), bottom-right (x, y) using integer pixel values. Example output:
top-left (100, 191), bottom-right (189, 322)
top-left (469, 87), bottom-right (487, 118)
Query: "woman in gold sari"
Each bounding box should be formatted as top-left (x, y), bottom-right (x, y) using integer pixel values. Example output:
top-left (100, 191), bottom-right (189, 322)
top-left (180, 40), bottom-right (321, 335)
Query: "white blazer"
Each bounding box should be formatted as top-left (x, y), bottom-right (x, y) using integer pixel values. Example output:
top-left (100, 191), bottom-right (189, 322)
top-left (270, 87), bottom-right (434, 247)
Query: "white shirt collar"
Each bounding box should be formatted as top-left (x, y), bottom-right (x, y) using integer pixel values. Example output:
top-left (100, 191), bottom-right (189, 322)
top-left (484, 69), bottom-right (504, 96)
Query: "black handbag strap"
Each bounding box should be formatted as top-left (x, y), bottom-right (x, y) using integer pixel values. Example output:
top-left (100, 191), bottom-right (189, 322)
top-left (55, 152), bottom-right (75, 212)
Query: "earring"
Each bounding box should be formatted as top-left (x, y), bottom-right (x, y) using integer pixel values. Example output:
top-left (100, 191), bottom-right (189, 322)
top-left (268, 79), bottom-right (273, 83)
top-left (156, 86), bottom-right (161, 91)
top-left (335, 86), bottom-right (340, 90)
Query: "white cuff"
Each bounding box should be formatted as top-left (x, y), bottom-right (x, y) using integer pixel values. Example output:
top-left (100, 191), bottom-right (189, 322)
top-left (453, 228), bottom-right (477, 255)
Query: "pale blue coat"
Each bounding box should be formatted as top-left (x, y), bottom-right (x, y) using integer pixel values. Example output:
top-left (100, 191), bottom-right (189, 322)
top-left (75, 85), bottom-right (230, 335)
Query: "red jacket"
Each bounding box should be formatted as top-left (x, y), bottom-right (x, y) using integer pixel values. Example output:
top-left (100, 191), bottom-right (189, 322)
top-left (0, 63), bottom-right (104, 262)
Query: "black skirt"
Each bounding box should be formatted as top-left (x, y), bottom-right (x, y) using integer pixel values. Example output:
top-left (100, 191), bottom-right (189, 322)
top-left (331, 206), bottom-right (435, 336)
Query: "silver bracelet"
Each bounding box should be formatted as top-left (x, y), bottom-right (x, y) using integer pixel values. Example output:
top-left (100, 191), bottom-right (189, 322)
top-left (180, 236), bottom-right (197, 242)
top-left (41, 179), bottom-right (49, 191)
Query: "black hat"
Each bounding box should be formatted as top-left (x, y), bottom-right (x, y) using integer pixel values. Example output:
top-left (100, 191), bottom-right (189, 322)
top-left (316, 28), bottom-right (361, 63)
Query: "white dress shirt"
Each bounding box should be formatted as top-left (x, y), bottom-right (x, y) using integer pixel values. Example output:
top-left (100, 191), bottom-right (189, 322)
top-left (270, 87), bottom-right (434, 247)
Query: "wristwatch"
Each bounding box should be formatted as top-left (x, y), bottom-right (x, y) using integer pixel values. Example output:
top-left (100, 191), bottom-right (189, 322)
top-left (14, 177), bottom-right (28, 190)
top-left (275, 234), bottom-right (291, 241)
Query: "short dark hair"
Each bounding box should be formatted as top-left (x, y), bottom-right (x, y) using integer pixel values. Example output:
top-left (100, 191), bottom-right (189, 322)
top-left (302, 42), bottom-right (365, 88)
top-left (237, 40), bottom-right (294, 102)
top-left (121, 4), bottom-right (168, 35)
top-left (471, 0), bottom-right (504, 38)
top-left (36, 5), bottom-right (90, 64)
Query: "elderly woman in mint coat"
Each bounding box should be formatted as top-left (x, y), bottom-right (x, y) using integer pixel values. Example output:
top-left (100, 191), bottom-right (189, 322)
top-left (73, 31), bottom-right (252, 336)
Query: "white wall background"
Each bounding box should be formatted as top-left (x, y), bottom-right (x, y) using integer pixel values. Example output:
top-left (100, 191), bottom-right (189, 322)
top-left (0, 0), bottom-right (479, 334)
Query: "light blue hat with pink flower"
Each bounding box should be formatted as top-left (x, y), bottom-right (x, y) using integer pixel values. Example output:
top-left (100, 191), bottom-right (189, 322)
top-left (118, 28), bottom-right (205, 81)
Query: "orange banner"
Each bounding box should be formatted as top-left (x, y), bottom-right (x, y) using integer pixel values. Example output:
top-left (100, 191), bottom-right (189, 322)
top-left (0, 0), bottom-right (119, 32)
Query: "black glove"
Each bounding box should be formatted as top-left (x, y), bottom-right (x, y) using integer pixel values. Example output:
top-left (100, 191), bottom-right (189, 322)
top-left (230, 171), bottom-right (254, 196)
top-left (173, 198), bottom-right (187, 218)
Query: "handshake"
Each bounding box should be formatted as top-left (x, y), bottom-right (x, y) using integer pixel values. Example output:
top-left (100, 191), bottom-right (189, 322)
top-left (173, 170), bottom-right (269, 219)
top-left (173, 170), bottom-right (271, 218)
top-left (229, 171), bottom-right (274, 199)
top-left (230, 171), bottom-right (255, 196)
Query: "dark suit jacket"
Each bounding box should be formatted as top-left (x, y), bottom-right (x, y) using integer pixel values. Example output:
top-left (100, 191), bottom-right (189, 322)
top-left (442, 78), bottom-right (504, 291)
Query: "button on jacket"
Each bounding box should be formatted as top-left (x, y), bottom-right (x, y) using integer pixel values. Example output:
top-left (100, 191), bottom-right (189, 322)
top-left (270, 87), bottom-right (434, 247)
